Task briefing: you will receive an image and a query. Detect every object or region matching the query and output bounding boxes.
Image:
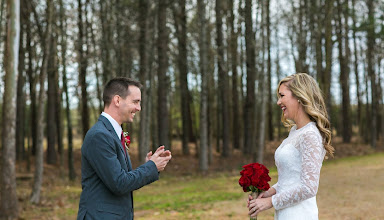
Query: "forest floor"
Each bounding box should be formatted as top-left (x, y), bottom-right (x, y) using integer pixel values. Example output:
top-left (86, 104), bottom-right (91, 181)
top-left (13, 137), bottom-right (384, 219)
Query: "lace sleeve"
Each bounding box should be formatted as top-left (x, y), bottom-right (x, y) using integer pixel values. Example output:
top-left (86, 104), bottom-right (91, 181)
top-left (272, 183), bottom-right (279, 192)
top-left (272, 130), bottom-right (324, 210)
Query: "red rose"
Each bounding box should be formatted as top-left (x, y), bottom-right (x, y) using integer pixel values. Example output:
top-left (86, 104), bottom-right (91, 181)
top-left (239, 163), bottom-right (271, 193)
top-left (241, 167), bottom-right (253, 177)
top-left (239, 176), bottom-right (251, 188)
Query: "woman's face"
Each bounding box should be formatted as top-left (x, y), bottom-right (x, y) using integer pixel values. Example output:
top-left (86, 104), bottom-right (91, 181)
top-left (277, 83), bottom-right (300, 121)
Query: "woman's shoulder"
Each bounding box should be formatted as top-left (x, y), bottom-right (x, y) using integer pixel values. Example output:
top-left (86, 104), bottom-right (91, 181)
top-left (296, 122), bottom-right (321, 140)
top-left (299, 122), bottom-right (323, 146)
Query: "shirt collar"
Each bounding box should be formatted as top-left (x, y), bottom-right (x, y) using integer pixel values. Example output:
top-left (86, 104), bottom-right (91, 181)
top-left (101, 112), bottom-right (122, 140)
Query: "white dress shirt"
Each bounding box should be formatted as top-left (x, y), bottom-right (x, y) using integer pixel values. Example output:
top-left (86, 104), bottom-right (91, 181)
top-left (101, 112), bottom-right (122, 140)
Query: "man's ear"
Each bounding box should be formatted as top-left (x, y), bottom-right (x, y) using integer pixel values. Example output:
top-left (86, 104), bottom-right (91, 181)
top-left (112, 95), bottom-right (120, 107)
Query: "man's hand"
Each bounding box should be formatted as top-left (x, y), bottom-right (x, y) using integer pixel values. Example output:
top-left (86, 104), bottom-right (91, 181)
top-left (149, 146), bottom-right (172, 172)
top-left (145, 146), bottom-right (172, 162)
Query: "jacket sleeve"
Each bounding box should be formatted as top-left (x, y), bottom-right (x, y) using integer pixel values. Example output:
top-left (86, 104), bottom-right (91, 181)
top-left (84, 129), bottom-right (159, 196)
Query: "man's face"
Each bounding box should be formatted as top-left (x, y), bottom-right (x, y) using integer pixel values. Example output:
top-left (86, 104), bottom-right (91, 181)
top-left (119, 86), bottom-right (141, 123)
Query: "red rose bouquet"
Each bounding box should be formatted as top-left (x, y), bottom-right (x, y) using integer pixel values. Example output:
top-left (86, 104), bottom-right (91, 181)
top-left (239, 163), bottom-right (271, 220)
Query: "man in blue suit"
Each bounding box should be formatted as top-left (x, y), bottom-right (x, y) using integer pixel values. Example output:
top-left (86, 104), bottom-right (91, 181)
top-left (77, 77), bottom-right (172, 220)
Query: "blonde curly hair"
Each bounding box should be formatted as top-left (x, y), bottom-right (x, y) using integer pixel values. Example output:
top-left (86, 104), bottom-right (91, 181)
top-left (277, 73), bottom-right (334, 158)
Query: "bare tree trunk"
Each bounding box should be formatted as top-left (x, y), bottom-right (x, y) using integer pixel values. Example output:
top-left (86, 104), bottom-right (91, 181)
top-left (25, 2), bottom-right (35, 166)
top-left (275, 29), bottom-right (282, 140)
top-left (336, 0), bottom-right (351, 143)
top-left (25, 2), bottom-right (37, 156)
top-left (16, 18), bottom-right (26, 161)
top-left (295, 0), bottom-right (308, 73)
top-left (256, 0), bottom-right (268, 163)
top-left (324, 0), bottom-right (334, 116)
top-left (55, 55), bottom-right (64, 172)
top-left (0, 0), bottom-right (20, 217)
top-left (244, 0), bottom-right (256, 155)
top-left (362, 46), bottom-right (371, 143)
top-left (30, 0), bottom-right (52, 204)
top-left (0, 0), bottom-right (5, 38)
top-left (198, 0), bottom-right (208, 171)
top-left (228, 0), bottom-right (240, 149)
top-left (351, 0), bottom-right (362, 136)
top-left (89, 2), bottom-right (103, 113)
top-left (366, 0), bottom-right (377, 148)
top-left (311, 0), bottom-right (323, 81)
top-left (157, 0), bottom-right (170, 149)
top-left (216, 0), bottom-right (231, 157)
top-left (58, 0), bottom-right (75, 181)
top-left (174, 0), bottom-right (192, 155)
top-left (138, 0), bottom-right (150, 164)
top-left (100, 1), bottom-right (113, 84)
top-left (78, 0), bottom-right (89, 139)
top-left (47, 36), bottom-right (57, 164)
top-left (266, 0), bottom-right (273, 141)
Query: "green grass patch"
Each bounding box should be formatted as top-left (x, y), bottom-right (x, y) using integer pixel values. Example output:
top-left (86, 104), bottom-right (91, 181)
top-left (134, 174), bottom-right (243, 211)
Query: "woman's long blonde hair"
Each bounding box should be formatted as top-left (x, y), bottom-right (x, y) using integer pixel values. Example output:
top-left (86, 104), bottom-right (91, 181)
top-left (277, 73), bottom-right (334, 158)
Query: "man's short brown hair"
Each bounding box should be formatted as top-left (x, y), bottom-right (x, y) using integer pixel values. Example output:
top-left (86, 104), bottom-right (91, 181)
top-left (103, 77), bottom-right (142, 108)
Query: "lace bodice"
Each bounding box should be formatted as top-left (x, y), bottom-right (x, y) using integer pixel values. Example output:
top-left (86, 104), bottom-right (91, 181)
top-left (271, 122), bottom-right (325, 211)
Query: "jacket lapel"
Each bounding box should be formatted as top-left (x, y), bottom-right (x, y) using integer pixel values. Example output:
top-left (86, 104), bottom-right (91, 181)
top-left (99, 115), bottom-right (130, 170)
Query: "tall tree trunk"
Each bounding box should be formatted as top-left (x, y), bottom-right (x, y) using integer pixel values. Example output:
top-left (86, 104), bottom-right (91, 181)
top-left (26, 3), bottom-right (37, 156)
top-left (30, 0), bottom-right (52, 204)
top-left (59, 0), bottom-right (75, 181)
top-left (228, 0), bottom-right (240, 149)
top-left (336, 0), bottom-right (351, 143)
top-left (311, 0), bottom-right (324, 81)
top-left (256, 0), bottom-right (268, 163)
top-left (25, 2), bottom-right (36, 165)
top-left (89, 2), bottom-right (103, 113)
top-left (275, 29), bottom-right (282, 139)
top-left (351, 0), bottom-right (362, 136)
top-left (16, 18), bottom-right (26, 161)
top-left (99, 1), bottom-right (112, 84)
top-left (366, 0), bottom-right (377, 148)
top-left (138, 0), bottom-right (150, 164)
top-left (266, 0), bottom-right (273, 141)
top-left (47, 36), bottom-right (57, 164)
top-left (157, 0), bottom-right (170, 149)
top-left (55, 56), bottom-right (64, 171)
top-left (244, 0), bottom-right (256, 155)
top-left (323, 0), bottom-right (334, 116)
top-left (0, 0), bottom-right (5, 38)
top-left (362, 45), bottom-right (371, 143)
top-left (198, 0), bottom-right (208, 171)
top-left (216, 0), bottom-right (230, 157)
top-left (174, 0), bottom-right (192, 155)
top-left (0, 0), bottom-right (20, 217)
top-left (295, 0), bottom-right (308, 73)
top-left (78, 0), bottom-right (89, 138)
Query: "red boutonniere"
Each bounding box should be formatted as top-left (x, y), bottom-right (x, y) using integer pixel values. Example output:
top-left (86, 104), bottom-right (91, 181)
top-left (123, 132), bottom-right (131, 151)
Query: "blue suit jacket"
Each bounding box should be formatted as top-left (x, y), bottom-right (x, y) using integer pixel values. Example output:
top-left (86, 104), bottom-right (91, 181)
top-left (77, 115), bottom-right (159, 220)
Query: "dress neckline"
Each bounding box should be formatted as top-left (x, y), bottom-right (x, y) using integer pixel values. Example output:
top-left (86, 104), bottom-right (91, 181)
top-left (294, 121), bottom-right (315, 131)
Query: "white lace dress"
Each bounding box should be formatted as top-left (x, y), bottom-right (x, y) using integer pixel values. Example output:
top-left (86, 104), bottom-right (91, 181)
top-left (271, 122), bottom-right (325, 220)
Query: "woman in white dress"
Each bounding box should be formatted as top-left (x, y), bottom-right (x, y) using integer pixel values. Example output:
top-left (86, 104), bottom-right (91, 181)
top-left (248, 73), bottom-right (334, 220)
